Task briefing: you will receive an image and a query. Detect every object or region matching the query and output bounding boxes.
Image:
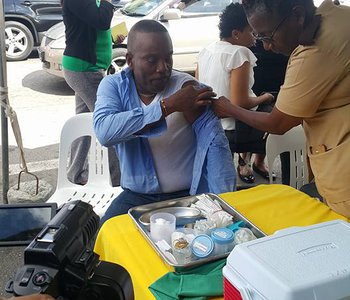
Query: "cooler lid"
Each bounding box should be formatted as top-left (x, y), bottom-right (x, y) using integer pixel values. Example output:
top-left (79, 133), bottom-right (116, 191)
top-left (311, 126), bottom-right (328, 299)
top-left (226, 220), bottom-right (350, 300)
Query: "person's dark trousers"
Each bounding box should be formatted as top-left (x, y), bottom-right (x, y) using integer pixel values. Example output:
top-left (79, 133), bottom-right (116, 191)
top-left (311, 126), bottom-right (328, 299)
top-left (299, 182), bottom-right (323, 202)
top-left (63, 69), bottom-right (120, 186)
top-left (100, 188), bottom-right (190, 226)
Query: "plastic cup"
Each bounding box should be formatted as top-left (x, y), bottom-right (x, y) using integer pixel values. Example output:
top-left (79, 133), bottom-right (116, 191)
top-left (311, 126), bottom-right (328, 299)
top-left (150, 212), bottom-right (176, 244)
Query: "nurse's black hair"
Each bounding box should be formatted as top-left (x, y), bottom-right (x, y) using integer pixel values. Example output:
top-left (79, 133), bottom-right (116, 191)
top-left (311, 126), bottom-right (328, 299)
top-left (242, 0), bottom-right (315, 25)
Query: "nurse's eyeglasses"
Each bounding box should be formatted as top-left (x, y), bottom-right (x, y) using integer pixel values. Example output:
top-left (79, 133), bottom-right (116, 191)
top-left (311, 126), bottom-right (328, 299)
top-left (252, 14), bottom-right (289, 44)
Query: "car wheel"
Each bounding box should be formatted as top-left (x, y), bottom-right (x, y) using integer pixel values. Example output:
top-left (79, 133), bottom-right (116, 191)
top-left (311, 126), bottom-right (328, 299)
top-left (107, 48), bottom-right (127, 75)
top-left (5, 21), bottom-right (34, 61)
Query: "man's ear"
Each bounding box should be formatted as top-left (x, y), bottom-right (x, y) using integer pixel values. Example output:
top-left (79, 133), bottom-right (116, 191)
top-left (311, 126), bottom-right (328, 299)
top-left (126, 53), bottom-right (133, 68)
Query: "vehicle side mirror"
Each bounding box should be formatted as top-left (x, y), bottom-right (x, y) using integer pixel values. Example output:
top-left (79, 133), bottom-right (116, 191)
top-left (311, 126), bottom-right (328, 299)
top-left (162, 8), bottom-right (181, 20)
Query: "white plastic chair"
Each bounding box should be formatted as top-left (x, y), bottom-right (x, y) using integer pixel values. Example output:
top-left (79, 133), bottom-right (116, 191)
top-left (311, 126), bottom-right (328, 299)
top-left (47, 112), bottom-right (122, 217)
top-left (266, 125), bottom-right (309, 189)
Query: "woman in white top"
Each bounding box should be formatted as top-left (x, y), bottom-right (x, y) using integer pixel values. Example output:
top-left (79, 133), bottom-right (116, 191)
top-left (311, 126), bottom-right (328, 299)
top-left (196, 3), bottom-right (274, 183)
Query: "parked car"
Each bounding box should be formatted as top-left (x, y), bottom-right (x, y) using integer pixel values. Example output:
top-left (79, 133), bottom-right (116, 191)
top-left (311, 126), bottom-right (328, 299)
top-left (4, 0), bottom-right (63, 61)
top-left (39, 0), bottom-right (236, 78)
top-left (112, 0), bottom-right (131, 7)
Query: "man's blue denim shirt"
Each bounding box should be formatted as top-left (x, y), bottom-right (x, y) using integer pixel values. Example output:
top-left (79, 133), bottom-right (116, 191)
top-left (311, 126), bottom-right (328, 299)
top-left (94, 68), bottom-right (236, 195)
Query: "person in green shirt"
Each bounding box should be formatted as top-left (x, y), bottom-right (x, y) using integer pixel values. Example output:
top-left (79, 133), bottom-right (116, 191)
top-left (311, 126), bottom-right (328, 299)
top-left (61, 0), bottom-right (119, 185)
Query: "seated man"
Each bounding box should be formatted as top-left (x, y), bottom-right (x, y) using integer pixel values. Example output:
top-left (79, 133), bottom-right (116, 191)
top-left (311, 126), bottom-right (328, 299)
top-left (94, 20), bottom-right (236, 224)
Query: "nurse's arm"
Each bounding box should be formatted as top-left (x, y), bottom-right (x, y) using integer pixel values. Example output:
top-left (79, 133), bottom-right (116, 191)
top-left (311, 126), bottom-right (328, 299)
top-left (212, 96), bottom-right (302, 135)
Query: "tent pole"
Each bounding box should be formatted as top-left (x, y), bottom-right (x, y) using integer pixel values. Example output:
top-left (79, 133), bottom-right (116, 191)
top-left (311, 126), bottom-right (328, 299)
top-left (0, 0), bottom-right (9, 204)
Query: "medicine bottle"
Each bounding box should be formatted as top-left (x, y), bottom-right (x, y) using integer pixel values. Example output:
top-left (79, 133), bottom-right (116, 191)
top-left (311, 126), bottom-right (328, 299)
top-left (191, 234), bottom-right (214, 259)
top-left (211, 228), bottom-right (234, 255)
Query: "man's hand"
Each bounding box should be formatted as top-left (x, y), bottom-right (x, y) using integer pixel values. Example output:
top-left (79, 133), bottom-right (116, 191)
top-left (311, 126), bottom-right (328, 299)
top-left (183, 107), bottom-right (206, 124)
top-left (164, 85), bottom-right (216, 115)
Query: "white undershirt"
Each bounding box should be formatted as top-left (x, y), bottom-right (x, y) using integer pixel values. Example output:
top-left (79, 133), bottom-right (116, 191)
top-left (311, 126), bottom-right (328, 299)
top-left (141, 99), bottom-right (196, 193)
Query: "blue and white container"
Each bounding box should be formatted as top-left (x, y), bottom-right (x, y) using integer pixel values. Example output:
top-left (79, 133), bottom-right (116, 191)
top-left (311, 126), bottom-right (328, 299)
top-left (211, 228), bottom-right (234, 255)
top-left (191, 234), bottom-right (214, 258)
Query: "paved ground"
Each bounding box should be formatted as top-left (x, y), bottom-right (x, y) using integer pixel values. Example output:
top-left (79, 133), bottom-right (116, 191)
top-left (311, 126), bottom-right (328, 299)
top-left (0, 54), bottom-right (281, 297)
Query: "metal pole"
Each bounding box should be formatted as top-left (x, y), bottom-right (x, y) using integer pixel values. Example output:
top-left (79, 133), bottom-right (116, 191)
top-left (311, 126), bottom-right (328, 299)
top-left (0, 0), bottom-right (9, 203)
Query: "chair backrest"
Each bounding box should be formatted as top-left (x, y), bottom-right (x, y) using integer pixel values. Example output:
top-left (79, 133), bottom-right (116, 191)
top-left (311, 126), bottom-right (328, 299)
top-left (266, 125), bottom-right (309, 189)
top-left (56, 112), bottom-right (111, 189)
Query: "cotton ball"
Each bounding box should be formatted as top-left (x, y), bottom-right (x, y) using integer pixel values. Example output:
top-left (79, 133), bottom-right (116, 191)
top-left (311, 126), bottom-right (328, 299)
top-left (234, 228), bottom-right (257, 244)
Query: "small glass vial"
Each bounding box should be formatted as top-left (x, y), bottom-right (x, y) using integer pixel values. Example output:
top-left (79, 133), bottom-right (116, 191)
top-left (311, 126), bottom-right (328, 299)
top-left (191, 234), bottom-right (214, 259)
top-left (173, 238), bottom-right (192, 264)
top-left (211, 228), bottom-right (234, 256)
top-left (171, 230), bottom-right (193, 264)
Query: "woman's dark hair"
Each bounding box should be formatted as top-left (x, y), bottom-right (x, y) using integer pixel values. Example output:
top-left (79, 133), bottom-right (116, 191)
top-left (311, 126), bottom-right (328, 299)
top-left (219, 3), bottom-right (249, 39)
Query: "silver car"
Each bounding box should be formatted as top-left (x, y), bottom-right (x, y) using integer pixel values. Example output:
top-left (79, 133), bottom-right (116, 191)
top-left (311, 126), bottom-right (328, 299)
top-left (38, 0), bottom-right (235, 77)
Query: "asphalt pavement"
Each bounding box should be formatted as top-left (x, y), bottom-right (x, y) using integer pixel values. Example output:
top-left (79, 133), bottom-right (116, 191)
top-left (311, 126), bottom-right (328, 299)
top-left (0, 53), bottom-right (281, 298)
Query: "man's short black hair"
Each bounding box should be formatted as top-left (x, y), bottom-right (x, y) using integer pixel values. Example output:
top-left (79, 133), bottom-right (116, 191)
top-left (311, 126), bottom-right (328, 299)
top-left (219, 3), bottom-right (249, 39)
top-left (128, 20), bottom-right (168, 52)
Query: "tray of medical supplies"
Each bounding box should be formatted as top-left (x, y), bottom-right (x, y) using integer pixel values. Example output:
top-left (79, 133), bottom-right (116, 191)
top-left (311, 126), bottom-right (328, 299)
top-left (128, 193), bottom-right (266, 268)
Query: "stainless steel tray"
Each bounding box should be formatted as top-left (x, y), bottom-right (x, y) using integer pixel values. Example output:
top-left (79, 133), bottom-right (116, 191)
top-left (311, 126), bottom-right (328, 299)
top-left (128, 193), bottom-right (266, 269)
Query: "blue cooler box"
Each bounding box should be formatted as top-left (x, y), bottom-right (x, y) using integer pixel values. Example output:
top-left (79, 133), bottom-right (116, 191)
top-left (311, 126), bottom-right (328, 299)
top-left (223, 220), bottom-right (350, 300)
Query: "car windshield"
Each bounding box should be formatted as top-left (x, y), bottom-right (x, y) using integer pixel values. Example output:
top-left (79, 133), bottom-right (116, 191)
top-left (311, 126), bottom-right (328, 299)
top-left (183, 0), bottom-right (234, 14)
top-left (121, 0), bottom-right (169, 16)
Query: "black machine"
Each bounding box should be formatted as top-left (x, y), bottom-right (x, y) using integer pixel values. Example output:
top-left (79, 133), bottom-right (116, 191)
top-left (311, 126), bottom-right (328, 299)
top-left (6, 201), bottom-right (134, 300)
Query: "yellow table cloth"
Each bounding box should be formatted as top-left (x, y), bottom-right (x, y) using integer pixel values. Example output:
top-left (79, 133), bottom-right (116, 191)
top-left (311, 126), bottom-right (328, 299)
top-left (94, 184), bottom-right (348, 300)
